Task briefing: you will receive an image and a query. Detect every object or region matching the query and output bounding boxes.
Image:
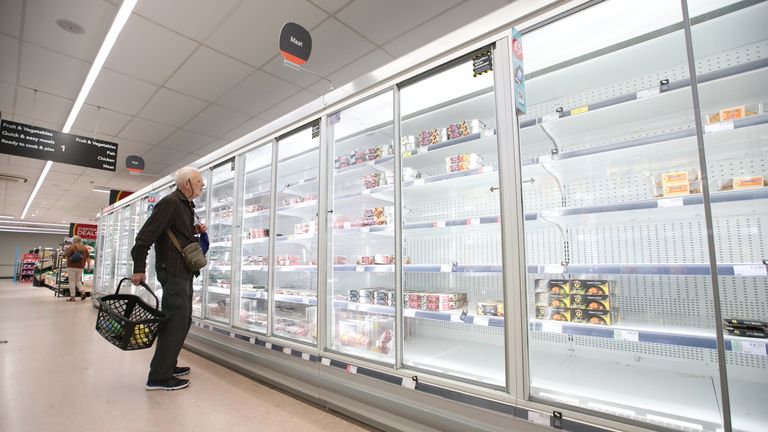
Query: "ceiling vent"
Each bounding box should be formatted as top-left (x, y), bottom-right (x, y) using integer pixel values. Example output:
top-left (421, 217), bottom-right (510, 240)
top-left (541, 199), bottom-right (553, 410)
top-left (0, 174), bottom-right (28, 183)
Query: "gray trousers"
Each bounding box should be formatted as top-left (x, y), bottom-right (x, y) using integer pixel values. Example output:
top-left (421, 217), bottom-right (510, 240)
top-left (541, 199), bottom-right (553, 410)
top-left (148, 268), bottom-right (192, 381)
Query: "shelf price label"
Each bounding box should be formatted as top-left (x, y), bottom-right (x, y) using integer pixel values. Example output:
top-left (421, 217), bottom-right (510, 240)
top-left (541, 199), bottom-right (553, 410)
top-left (528, 411), bottom-right (550, 426)
top-left (704, 121), bottom-right (734, 134)
top-left (283, 347), bottom-right (292, 355)
top-left (450, 314), bottom-right (463, 323)
top-left (657, 198), bottom-right (684, 208)
top-left (404, 309), bottom-right (417, 318)
top-left (356, 265), bottom-right (365, 272)
top-left (733, 265), bottom-right (767, 276)
top-left (346, 365), bottom-right (358, 374)
top-left (433, 221), bottom-right (446, 228)
top-left (541, 321), bottom-right (563, 334)
top-left (266, 342), bottom-right (273, 350)
top-left (440, 264), bottom-right (453, 272)
top-left (543, 265), bottom-right (565, 274)
top-left (616, 329), bottom-right (639, 342)
top-left (321, 357), bottom-right (332, 366)
top-left (401, 377), bottom-right (417, 389)
top-left (570, 105), bottom-right (589, 116)
top-left (301, 352), bottom-right (311, 361)
top-left (414, 179), bottom-right (425, 186)
top-left (542, 113), bottom-right (560, 123)
top-left (473, 316), bottom-right (490, 327)
top-left (636, 86), bottom-right (661, 99)
top-left (732, 341), bottom-right (766, 356)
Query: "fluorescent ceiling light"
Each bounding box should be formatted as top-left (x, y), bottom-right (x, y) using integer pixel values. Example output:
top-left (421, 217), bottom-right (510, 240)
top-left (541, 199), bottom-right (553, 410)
top-left (21, 0), bottom-right (137, 220)
top-left (1, 220), bottom-right (70, 227)
top-left (63, 0), bottom-right (138, 133)
top-left (93, 187), bottom-right (110, 193)
top-left (0, 215), bottom-right (14, 219)
top-left (21, 160), bottom-right (52, 219)
top-left (0, 227), bottom-right (69, 234)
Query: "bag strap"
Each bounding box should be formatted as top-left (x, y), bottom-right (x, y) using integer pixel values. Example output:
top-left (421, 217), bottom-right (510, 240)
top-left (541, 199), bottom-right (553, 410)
top-left (166, 229), bottom-right (184, 253)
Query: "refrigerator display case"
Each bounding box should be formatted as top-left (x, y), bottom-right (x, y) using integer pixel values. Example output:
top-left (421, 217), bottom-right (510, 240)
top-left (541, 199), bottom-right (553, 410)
top-left (94, 2), bottom-right (766, 431)
top-left (328, 91), bottom-right (396, 363)
top-left (517, 1), bottom-right (767, 431)
top-left (237, 143), bottom-right (273, 332)
top-left (398, 56), bottom-right (506, 386)
top-left (272, 123), bottom-right (321, 345)
top-left (205, 160), bottom-right (237, 324)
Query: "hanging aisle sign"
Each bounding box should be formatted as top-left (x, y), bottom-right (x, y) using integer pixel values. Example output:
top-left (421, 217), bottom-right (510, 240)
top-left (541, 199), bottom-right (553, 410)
top-left (0, 119), bottom-right (118, 171)
top-left (279, 22), bottom-right (312, 65)
top-left (511, 28), bottom-right (526, 114)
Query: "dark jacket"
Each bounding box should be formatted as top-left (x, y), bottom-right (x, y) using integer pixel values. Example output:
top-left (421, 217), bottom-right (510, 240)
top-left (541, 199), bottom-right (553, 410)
top-left (131, 189), bottom-right (197, 278)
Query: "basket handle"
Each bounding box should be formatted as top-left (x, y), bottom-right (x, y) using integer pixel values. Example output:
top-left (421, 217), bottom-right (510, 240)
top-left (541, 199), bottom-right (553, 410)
top-left (116, 277), bottom-right (160, 309)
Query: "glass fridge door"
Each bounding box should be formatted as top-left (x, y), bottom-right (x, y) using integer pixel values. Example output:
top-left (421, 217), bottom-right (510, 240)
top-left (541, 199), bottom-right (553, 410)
top-left (399, 52), bottom-right (506, 387)
top-left (328, 91), bottom-right (396, 363)
top-left (518, 1), bottom-right (723, 430)
top-left (94, 212), bottom-right (117, 299)
top-left (193, 171), bottom-right (209, 319)
top-left (273, 123), bottom-right (320, 345)
top-left (237, 143), bottom-right (273, 332)
top-left (205, 161), bottom-right (236, 324)
top-left (690, 1), bottom-right (768, 431)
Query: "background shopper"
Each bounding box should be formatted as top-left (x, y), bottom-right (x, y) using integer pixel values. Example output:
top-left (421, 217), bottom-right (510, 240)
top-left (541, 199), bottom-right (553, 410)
top-left (64, 235), bottom-right (90, 301)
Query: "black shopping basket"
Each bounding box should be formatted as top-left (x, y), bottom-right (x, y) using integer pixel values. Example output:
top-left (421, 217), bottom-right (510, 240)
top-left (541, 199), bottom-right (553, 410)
top-left (95, 278), bottom-right (167, 351)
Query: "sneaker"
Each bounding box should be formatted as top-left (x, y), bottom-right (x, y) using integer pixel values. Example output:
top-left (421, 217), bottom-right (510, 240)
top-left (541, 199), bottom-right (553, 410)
top-left (81, 292), bottom-right (87, 300)
top-left (145, 377), bottom-right (191, 391)
top-left (173, 366), bottom-right (191, 377)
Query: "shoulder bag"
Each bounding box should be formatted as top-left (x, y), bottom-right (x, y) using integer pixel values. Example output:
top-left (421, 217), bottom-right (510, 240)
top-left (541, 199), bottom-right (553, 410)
top-left (167, 230), bottom-right (207, 272)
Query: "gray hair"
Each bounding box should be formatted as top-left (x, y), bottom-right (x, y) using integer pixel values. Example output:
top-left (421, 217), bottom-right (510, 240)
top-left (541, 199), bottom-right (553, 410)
top-left (72, 235), bottom-right (82, 243)
top-left (174, 166), bottom-right (200, 188)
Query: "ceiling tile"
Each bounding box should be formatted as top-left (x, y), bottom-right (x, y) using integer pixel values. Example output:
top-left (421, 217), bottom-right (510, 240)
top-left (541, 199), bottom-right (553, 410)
top-left (159, 128), bottom-right (216, 153)
top-left (184, 104), bottom-right (249, 138)
top-left (0, 34), bottom-right (19, 84)
top-left (13, 87), bottom-right (71, 127)
top-left (7, 114), bottom-right (60, 131)
top-left (222, 117), bottom-right (268, 142)
top-left (217, 70), bottom-right (300, 116)
top-left (86, 68), bottom-right (157, 115)
top-left (18, 42), bottom-right (89, 100)
top-left (308, 48), bottom-right (393, 94)
top-left (206, 0), bottom-right (327, 67)
top-left (261, 56), bottom-right (322, 88)
top-left (257, 90), bottom-right (318, 124)
top-left (383, 0), bottom-right (508, 57)
top-left (134, 0), bottom-right (240, 42)
top-left (71, 105), bottom-right (132, 137)
top-left (138, 88), bottom-right (209, 128)
top-left (310, 0), bottom-right (352, 14)
top-left (336, 0), bottom-right (461, 45)
top-left (165, 46), bottom-right (254, 102)
top-left (118, 117), bottom-right (176, 144)
top-left (141, 146), bottom-right (187, 172)
top-left (105, 14), bottom-right (198, 85)
top-left (23, 0), bottom-right (116, 61)
top-left (44, 171), bottom-right (80, 189)
top-left (0, 0), bottom-right (23, 37)
top-left (48, 161), bottom-right (85, 175)
top-left (0, 81), bottom-right (15, 114)
top-left (8, 155), bottom-right (46, 169)
top-left (166, 153), bottom-right (204, 173)
top-left (302, 18), bottom-right (375, 77)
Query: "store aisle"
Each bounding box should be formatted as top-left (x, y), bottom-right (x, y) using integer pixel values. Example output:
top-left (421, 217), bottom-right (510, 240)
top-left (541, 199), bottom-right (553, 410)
top-left (0, 280), bottom-right (377, 432)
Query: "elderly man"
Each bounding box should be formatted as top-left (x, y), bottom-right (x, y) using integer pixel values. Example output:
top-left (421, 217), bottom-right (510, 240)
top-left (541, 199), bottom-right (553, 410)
top-left (131, 166), bottom-right (207, 391)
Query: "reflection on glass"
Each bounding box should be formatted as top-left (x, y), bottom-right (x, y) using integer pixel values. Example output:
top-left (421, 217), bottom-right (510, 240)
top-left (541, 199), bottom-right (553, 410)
top-left (273, 124), bottom-right (320, 345)
top-left (329, 91), bottom-right (396, 363)
top-left (205, 162), bottom-right (236, 324)
top-left (519, 1), bottom-right (724, 430)
top-left (692, 1), bottom-right (768, 431)
top-left (237, 144), bottom-right (272, 333)
top-left (192, 172), bottom-right (209, 319)
top-left (399, 56), bottom-right (505, 386)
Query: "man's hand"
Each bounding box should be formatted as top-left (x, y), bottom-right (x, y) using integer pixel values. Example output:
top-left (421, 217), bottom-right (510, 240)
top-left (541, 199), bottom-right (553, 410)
top-left (131, 273), bottom-right (146, 285)
top-left (196, 223), bottom-right (208, 234)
